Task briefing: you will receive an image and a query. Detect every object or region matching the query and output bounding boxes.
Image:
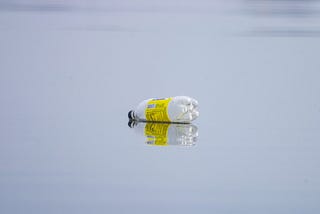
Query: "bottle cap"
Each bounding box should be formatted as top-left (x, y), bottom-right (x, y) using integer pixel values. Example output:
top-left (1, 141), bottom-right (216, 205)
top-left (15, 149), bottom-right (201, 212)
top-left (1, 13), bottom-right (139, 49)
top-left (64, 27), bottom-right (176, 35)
top-left (128, 110), bottom-right (135, 120)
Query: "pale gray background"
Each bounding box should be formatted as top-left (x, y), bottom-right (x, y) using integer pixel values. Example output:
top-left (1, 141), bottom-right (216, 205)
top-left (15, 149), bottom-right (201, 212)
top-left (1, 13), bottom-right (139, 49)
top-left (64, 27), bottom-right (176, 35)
top-left (0, 0), bottom-right (320, 213)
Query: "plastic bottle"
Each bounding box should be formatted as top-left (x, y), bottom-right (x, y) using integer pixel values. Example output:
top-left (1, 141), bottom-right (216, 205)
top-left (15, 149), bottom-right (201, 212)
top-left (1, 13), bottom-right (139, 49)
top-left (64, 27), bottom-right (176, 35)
top-left (128, 121), bottom-right (198, 146)
top-left (128, 96), bottom-right (199, 123)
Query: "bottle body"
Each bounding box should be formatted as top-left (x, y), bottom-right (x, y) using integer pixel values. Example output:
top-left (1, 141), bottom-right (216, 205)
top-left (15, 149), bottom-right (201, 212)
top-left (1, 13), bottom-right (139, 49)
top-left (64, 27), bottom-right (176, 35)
top-left (129, 96), bottom-right (199, 123)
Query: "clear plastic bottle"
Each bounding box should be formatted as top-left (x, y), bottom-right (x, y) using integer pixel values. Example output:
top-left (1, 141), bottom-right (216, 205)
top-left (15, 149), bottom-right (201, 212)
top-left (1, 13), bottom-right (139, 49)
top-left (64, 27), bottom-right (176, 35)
top-left (128, 96), bottom-right (199, 123)
top-left (128, 121), bottom-right (198, 146)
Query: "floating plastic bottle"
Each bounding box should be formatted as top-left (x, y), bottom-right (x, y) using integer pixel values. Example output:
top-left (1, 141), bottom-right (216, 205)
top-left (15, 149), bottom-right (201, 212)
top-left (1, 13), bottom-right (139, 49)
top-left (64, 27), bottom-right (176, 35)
top-left (129, 121), bottom-right (198, 146)
top-left (128, 96), bottom-right (199, 123)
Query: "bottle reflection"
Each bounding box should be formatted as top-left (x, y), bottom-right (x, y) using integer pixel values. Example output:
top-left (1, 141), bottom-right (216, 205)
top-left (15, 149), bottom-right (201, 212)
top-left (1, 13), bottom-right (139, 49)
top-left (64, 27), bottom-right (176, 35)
top-left (129, 121), bottom-right (198, 146)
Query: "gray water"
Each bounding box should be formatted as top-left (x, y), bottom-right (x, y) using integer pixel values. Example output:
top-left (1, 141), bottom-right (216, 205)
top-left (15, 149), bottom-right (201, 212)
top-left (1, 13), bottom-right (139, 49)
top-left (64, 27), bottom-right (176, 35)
top-left (1, 1), bottom-right (320, 213)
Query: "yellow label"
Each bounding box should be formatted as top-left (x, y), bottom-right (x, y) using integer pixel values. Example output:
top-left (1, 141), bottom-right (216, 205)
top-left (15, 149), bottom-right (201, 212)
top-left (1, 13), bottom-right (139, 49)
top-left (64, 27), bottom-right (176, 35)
top-left (145, 98), bottom-right (172, 122)
top-left (145, 123), bottom-right (170, 146)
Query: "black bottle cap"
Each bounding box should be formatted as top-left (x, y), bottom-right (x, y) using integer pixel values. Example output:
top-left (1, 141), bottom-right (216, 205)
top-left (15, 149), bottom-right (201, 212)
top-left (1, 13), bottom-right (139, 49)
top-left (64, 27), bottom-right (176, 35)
top-left (128, 110), bottom-right (134, 120)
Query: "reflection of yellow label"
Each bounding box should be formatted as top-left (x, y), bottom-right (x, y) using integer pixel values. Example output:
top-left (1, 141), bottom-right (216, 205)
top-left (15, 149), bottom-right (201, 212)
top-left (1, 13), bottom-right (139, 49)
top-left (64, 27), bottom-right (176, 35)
top-left (145, 98), bottom-right (172, 122)
top-left (144, 123), bottom-right (170, 146)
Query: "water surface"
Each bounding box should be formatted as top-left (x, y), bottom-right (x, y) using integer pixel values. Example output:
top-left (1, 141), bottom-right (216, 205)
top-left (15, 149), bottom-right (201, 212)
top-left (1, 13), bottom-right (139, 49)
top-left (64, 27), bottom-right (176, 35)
top-left (0, 1), bottom-right (320, 213)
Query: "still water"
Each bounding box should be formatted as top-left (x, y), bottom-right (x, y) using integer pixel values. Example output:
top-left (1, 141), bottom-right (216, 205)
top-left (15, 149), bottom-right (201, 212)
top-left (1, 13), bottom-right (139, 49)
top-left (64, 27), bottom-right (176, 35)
top-left (0, 1), bottom-right (320, 213)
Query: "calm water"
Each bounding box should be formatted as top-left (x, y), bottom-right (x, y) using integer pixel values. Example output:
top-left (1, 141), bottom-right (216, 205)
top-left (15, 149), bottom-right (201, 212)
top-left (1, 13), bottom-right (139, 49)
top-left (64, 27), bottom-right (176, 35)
top-left (1, 1), bottom-right (320, 213)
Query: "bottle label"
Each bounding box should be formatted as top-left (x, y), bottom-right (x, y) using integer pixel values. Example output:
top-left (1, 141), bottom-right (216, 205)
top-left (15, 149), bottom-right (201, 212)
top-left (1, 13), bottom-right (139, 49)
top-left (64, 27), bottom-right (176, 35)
top-left (145, 98), bottom-right (172, 122)
top-left (145, 123), bottom-right (170, 146)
